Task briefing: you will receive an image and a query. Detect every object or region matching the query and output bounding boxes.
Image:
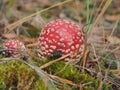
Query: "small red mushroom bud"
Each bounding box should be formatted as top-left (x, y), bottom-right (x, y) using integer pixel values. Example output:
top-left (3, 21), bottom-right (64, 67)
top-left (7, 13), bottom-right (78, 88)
top-left (3, 40), bottom-right (26, 57)
top-left (38, 19), bottom-right (84, 61)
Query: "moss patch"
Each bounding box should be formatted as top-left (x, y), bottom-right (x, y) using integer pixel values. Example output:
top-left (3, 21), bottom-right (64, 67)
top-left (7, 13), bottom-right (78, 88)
top-left (0, 60), bottom-right (46, 90)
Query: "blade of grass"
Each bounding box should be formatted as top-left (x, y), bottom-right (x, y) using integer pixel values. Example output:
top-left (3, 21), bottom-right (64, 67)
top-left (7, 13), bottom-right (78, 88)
top-left (86, 0), bottom-right (98, 32)
top-left (91, 0), bottom-right (105, 25)
top-left (6, 0), bottom-right (15, 11)
top-left (88, 0), bottom-right (96, 25)
top-left (5, 0), bottom-right (72, 31)
top-left (87, 0), bottom-right (112, 37)
top-left (85, 0), bottom-right (91, 31)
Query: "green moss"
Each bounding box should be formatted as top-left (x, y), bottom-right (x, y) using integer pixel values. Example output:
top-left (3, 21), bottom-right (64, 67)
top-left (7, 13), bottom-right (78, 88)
top-left (43, 61), bottom-right (80, 83)
top-left (0, 59), bottom-right (110, 90)
top-left (0, 60), bottom-right (46, 90)
top-left (42, 59), bottom-right (109, 90)
top-left (34, 78), bottom-right (47, 90)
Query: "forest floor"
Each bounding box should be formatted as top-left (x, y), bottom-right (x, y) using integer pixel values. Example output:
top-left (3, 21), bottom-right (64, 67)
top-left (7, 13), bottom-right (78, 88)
top-left (0, 0), bottom-right (120, 90)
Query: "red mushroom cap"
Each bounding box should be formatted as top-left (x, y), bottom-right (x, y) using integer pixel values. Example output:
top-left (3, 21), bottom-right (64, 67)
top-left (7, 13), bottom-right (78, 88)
top-left (38, 19), bottom-right (84, 60)
top-left (4, 40), bottom-right (26, 56)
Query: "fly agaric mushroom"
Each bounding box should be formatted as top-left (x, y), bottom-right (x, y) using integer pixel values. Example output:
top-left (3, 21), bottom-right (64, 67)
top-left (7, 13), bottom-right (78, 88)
top-left (38, 19), bottom-right (84, 60)
top-left (3, 40), bottom-right (26, 57)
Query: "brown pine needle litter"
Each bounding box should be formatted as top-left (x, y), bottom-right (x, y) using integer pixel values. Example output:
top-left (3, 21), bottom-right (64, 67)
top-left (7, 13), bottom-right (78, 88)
top-left (5, 0), bottom-right (72, 31)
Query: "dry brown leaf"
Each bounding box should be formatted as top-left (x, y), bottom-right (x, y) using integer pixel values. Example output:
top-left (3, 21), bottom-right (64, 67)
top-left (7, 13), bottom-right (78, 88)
top-left (26, 43), bottom-right (37, 48)
top-left (79, 84), bottom-right (83, 90)
top-left (2, 33), bottom-right (17, 39)
top-left (110, 69), bottom-right (120, 73)
top-left (26, 48), bottom-right (41, 61)
top-left (105, 15), bottom-right (120, 22)
top-left (107, 36), bottom-right (120, 44)
top-left (38, 0), bottom-right (48, 3)
top-left (18, 35), bottom-right (37, 43)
